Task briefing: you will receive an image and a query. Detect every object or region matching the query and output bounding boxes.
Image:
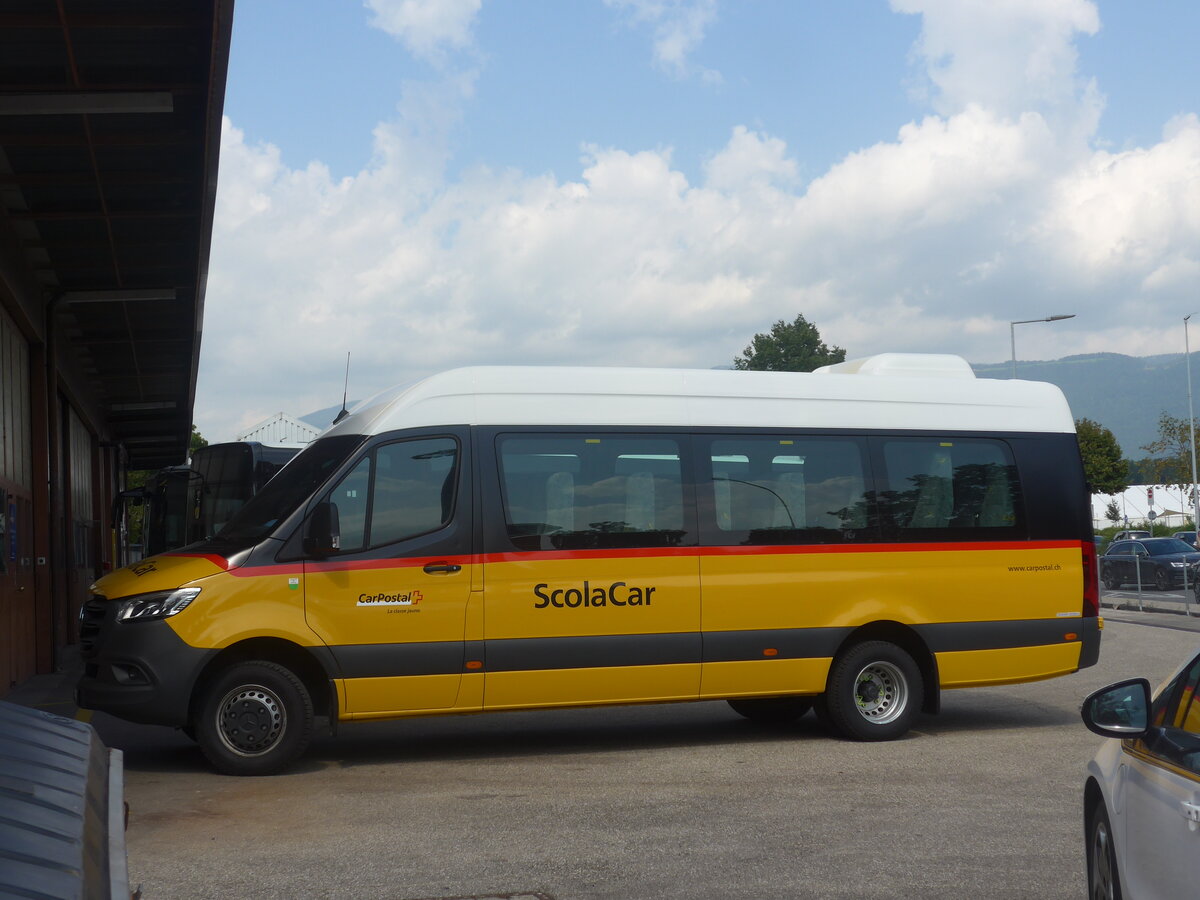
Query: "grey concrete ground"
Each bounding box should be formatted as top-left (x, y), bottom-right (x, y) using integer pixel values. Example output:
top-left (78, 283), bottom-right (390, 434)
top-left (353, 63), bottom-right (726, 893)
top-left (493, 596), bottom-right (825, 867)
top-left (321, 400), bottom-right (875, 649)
top-left (7, 601), bottom-right (1199, 899)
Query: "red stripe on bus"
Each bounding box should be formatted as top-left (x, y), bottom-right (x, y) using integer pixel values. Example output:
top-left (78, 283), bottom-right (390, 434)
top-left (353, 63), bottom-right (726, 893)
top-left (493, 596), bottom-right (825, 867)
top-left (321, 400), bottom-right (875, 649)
top-left (198, 539), bottom-right (1086, 578)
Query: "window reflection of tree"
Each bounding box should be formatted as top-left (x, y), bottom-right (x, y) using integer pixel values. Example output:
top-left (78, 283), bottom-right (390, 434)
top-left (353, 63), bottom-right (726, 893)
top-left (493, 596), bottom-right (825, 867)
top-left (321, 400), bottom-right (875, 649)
top-left (875, 462), bottom-right (1017, 531)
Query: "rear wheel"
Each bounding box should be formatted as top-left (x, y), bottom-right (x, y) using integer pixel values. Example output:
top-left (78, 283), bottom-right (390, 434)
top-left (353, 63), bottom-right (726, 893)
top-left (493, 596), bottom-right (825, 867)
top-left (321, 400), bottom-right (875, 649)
top-left (1087, 801), bottom-right (1122, 900)
top-left (194, 661), bottom-right (313, 776)
top-left (727, 696), bottom-right (812, 724)
top-left (822, 641), bottom-right (922, 741)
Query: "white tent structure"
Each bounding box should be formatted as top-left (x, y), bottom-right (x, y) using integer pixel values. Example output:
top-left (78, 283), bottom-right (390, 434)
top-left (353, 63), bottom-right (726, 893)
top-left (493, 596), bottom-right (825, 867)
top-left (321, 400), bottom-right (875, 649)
top-left (1091, 484), bottom-right (1196, 531)
top-left (234, 412), bottom-right (321, 447)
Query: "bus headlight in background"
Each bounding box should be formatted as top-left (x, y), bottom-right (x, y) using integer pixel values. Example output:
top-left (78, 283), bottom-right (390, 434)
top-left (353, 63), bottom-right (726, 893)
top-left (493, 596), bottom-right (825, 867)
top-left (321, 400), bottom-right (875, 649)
top-left (116, 587), bottom-right (201, 622)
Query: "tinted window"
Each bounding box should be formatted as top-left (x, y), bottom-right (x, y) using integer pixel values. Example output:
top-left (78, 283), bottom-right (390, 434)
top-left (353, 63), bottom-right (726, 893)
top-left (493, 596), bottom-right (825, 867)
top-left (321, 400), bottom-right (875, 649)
top-left (331, 457), bottom-right (371, 552)
top-left (1143, 538), bottom-right (1195, 556)
top-left (370, 439), bottom-right (458, 544)
top-left (879, 438), bottom-right (1021, 537)
top-left (326, 437), bottom-right (459, 552)
top-left (1147, 654), bottom-right (1200, 776)
top-left (704, 436), bottom-right (869, 544)
top-left (498, 435), bottom-right (687, 551)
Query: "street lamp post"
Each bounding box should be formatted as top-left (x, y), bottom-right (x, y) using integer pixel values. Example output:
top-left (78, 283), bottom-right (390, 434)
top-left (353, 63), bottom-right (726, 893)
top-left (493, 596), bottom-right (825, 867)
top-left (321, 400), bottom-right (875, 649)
top-left (1010, 314), bottom-right (1076, 379)
top-left (1185, 315), bottom-right (1200, 539)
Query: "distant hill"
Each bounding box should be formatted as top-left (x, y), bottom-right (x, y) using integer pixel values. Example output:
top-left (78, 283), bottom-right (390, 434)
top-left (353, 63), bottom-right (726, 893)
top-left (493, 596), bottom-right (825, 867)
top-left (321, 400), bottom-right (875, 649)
top-left (971, 353), bottom-right (1192, 458)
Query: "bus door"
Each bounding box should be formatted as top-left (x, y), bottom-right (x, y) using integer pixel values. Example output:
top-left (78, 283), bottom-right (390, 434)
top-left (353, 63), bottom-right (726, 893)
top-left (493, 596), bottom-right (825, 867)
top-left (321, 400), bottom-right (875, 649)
top-left (302, 430), bottom-right (473, 715)
top-left (697, 435), bottom-right (875, 698)
top-left (482, 432), bottom-right (701, 709)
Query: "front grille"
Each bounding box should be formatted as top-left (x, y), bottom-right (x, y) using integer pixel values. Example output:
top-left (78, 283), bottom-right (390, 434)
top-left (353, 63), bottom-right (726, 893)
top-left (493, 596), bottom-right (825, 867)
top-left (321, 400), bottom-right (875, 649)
top-left (78, 596), bottom-right (108, 656)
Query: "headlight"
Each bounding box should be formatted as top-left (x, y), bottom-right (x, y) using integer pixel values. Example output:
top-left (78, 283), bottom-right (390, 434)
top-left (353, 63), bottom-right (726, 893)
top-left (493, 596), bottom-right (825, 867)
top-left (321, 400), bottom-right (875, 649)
top-left (115, 587), bottom-right (201, 622)
top-left (1171, 562), bottom-right (1185, 568)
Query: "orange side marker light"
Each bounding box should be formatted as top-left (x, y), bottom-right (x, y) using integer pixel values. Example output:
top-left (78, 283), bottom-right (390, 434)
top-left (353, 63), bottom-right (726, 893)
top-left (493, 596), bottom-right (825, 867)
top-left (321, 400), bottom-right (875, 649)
top-left (465, 660), bottom-right (483, 670)
top-left (763, 648), bottom-right (779, 657)
top-left (1063, 633), bottom-right (1078, 642)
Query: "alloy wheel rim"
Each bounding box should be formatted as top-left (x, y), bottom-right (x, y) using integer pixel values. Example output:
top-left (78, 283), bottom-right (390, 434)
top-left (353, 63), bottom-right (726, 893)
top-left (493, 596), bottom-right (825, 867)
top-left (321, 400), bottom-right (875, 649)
top-left (1090, 818), bottom-right (1115, 900)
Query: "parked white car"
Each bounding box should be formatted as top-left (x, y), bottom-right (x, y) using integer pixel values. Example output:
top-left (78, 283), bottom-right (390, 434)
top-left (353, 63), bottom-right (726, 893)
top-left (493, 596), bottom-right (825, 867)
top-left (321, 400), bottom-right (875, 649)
top-left (1082, 650), bottom-right (1200, 898)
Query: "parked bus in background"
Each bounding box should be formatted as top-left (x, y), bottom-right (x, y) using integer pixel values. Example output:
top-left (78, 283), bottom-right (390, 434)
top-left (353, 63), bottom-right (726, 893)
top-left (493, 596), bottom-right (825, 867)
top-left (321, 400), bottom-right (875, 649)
top-left (114, 442), bottom-right (299, 564)
top-left (79, 355), bottom-right (1100, 775)
top-left (189, 441), bottom-right (298, 539)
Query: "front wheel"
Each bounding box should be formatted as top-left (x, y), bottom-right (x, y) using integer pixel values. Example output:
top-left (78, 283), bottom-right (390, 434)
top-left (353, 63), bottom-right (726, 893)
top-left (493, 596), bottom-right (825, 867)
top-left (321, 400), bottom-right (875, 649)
top-left (1087, 801), bottom-right (1123, 899)
top-left (822, 641), bottom-right (922, 741)
top-left (727, 696), bottom-right (812, 724)
top-left (1155, 568), bottom-right (1170, 591)
top-left (194, 661), bottom-right (314, 776)
top-left (1101, 567), bottom-right (1118, 591)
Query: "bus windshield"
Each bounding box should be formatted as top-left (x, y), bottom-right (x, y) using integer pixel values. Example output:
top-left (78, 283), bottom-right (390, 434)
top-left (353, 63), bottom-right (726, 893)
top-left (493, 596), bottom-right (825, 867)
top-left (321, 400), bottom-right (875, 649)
top-left (215, 435), bottom-right (365, 546)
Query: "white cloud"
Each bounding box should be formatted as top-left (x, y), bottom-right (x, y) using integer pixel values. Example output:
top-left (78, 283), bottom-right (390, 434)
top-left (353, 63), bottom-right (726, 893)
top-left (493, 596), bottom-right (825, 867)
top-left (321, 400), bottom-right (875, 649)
top-left (891, 0), bottom-right (1101, 128)
top-left (195, 1), bottom-right (1200, 440)
top-left (364, 0), bottom-right (482, 61)
top-left (605, 0), bottom-right (720, 81)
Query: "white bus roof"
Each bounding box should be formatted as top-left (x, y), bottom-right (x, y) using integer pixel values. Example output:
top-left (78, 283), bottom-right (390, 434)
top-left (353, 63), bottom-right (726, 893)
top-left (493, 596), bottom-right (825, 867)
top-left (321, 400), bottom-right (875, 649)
top-left (325, 354), bottom-right (1076, 438)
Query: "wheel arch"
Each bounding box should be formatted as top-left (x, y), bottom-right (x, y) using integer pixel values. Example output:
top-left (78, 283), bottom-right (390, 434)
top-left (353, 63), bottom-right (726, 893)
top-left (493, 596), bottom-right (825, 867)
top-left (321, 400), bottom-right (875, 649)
top-left (189, 638), bottom-right (336, 726)
top-left (833, 621), bottom-right (940, 714)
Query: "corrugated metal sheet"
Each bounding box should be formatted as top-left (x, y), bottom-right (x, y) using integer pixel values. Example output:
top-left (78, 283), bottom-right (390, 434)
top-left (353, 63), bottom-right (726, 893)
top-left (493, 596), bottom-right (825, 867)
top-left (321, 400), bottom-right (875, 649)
top-left (0, 701), bottom-right (128, 899)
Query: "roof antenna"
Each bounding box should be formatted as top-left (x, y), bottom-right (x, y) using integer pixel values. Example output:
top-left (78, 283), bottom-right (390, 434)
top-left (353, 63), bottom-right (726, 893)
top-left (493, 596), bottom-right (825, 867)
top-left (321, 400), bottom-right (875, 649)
top-left (333, 352), bottom-right (351, 424)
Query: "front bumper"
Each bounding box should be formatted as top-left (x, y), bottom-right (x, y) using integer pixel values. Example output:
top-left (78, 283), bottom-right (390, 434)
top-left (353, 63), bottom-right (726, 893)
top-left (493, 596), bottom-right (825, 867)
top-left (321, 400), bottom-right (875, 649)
top-left (76, 597), bottom-right (214, 727)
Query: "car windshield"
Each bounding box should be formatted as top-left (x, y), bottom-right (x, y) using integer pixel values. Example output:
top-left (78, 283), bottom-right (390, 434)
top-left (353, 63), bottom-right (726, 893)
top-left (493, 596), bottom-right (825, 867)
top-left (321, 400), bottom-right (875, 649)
top-left (214, 434), bottom-right (365, 546)
top-left (1143, 538), bottom-right (1197, 556)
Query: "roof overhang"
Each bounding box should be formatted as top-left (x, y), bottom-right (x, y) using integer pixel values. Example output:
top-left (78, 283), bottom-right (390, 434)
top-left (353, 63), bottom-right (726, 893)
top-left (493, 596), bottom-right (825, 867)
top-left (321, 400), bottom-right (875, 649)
top-left (0, 0), bottom-right (235, 468)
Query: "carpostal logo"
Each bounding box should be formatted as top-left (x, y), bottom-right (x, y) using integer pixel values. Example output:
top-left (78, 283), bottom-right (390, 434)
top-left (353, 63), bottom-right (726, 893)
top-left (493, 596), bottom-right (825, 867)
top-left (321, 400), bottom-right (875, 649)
top-left (533, 580), bottom-right (656, 609)
top-left (357, 590), bottom-right (423, 607)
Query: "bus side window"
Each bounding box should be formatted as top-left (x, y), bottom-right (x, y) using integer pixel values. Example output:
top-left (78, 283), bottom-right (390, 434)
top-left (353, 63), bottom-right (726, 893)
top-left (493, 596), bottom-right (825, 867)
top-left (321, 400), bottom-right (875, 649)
top-left (879, 438), bottom-right (1020, 537)
top-left (498, 435), bottom-right (688, 551)
top-left (704, 437), bottom-right (869, 545)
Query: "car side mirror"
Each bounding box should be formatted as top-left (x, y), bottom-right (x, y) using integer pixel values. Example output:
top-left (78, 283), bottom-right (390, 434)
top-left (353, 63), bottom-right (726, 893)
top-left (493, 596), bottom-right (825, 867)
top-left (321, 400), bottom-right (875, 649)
top-left (1081, 678), bottom-right (1151, 739)
top-left (302, 501), bottom-right (341, 557)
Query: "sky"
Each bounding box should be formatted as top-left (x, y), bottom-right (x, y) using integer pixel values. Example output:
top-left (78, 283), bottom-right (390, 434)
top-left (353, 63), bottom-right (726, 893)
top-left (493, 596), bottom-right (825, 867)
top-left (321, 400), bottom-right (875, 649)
top-left (194, 0), bottom-right (1200, 442)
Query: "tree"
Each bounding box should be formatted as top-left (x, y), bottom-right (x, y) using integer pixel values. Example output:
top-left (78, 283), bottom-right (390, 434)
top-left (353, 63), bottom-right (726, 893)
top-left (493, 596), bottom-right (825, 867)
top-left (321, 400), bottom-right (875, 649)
top-left (1075, 418), bottom-right (1128, 495)
top-left (1104, 498), bottom-right (1121, 524)
top-left (1140, 412), bottom-right (1195, 488)
top-left (189, 424), bottom-right (208, 455)
top-left (733, 314), bottom-right (846, 372)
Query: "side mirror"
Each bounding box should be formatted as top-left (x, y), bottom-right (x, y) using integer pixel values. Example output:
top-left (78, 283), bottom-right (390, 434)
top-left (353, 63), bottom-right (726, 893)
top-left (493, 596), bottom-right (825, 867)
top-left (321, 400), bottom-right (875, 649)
top-left (1081, 678), bottom-right (1152, 739)
top-left (302, 501), bottom-right (341, 557)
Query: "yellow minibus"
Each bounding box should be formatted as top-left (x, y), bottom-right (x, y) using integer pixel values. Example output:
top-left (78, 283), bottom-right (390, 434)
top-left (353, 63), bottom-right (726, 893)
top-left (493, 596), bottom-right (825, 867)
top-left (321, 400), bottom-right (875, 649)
top-left (78, 354), bottom-right (1100, 774)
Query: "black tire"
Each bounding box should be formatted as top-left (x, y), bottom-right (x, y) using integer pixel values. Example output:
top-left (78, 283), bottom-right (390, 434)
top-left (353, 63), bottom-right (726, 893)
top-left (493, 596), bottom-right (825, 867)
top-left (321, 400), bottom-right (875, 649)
top-left (1101, 567), bottom-right (1118, 591)
top-left (1086, 800), bottom-right (1123, 900)
top-left (822, 641), bottom-right (922, 741)
top-left (194, 661), bottom-right (313, 776)
top-left (727, 696), bottom-right (813, 724)
top-left (1154, 568), bottom-right (1170, 591)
